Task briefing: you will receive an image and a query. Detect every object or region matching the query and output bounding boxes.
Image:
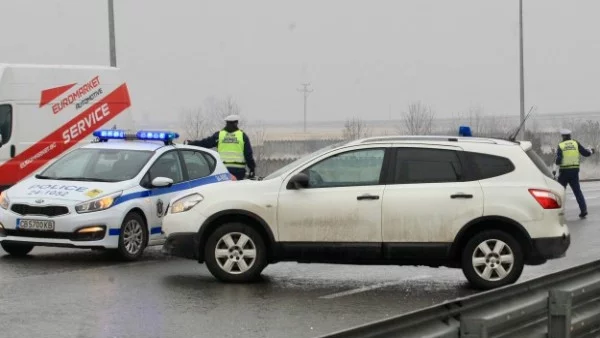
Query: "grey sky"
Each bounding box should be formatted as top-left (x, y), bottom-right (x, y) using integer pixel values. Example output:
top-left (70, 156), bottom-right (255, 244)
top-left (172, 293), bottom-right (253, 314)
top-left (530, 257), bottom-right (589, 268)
top-left (1, 0), bottom-right (599, 126)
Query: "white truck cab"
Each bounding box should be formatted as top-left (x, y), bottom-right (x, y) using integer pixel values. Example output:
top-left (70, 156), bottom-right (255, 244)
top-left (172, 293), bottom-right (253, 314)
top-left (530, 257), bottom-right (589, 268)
top-left (0, 64), bottom-right (134, 191)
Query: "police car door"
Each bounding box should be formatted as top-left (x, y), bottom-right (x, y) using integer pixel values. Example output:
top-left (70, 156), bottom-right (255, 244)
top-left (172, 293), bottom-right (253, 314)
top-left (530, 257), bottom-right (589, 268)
top-left (141, 150), bottom-right (186, 245)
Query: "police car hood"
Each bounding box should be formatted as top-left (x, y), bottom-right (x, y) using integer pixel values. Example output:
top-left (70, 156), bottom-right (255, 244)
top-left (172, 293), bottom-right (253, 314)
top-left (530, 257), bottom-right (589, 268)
top-left (7, 177), bottom-right (134, 203)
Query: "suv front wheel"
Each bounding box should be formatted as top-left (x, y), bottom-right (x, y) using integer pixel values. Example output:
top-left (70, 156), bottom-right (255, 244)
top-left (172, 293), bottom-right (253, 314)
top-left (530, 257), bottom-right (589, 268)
top-left (461, 230), bottom-right (524, 290)
top-left (204, 222), bottom-right (267, 283)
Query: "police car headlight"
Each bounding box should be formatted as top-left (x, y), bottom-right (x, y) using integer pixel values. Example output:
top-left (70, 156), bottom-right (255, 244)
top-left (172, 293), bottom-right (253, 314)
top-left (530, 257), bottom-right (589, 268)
top-left (0, 191), bottom-right (9, 210)
top-left (75, 191), bottom-right (122, 214)
top-left (171, 193), bottom-right (203, 214)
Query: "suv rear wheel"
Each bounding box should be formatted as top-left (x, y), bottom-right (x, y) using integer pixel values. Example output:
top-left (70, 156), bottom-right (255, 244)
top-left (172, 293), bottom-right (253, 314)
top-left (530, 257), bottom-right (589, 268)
top-left (461, 230), bottom-right (524, 290)
top-left (204, 222), bottom-right (267, 283)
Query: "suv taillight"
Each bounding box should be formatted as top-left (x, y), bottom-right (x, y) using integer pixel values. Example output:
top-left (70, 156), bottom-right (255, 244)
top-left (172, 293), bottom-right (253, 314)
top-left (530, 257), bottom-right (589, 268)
top-left (529, 189), bottom-right (561, 209)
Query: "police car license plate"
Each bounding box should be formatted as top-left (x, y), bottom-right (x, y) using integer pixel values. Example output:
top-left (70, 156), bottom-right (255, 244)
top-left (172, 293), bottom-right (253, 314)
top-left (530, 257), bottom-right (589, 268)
top-left (17, 219), bottom-right (55, 231)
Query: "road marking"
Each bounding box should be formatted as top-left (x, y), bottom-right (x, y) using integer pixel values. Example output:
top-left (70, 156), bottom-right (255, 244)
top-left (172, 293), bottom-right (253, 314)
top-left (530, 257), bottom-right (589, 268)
top-left (569, 196), bottom-right (600, 201)
top-left (319, 274), bottom-right (431, 299)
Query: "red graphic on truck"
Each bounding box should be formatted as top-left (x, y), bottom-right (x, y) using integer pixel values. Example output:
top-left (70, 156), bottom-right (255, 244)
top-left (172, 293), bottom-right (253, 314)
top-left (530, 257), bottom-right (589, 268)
top-left (39, 76), bottom-right (102, 114)
top-left (0, 82), bottom-right (131, 186)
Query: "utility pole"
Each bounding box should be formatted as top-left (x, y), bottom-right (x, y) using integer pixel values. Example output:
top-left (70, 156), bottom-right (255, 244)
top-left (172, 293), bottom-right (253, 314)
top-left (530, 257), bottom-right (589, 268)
top-left (297, 83), bottom-right (313, 132)
top-left (518, 0), bottom-right (525, 139)
top-left (108, 0), bottom-right (117, 67)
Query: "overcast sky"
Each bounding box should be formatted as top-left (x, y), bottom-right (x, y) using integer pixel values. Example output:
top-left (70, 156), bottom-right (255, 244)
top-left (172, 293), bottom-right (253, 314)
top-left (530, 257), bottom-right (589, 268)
top-left (1, 0), bottom-right (599, 125)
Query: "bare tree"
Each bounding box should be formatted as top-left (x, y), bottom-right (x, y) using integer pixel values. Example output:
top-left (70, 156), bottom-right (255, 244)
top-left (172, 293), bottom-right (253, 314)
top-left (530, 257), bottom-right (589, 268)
top-left (180, 107), bottom-right (209, 140)
top-left (179, 95), bottom-right (244, 142)
top-left (463, 105), bottom-right (486, 135)
top-left (399, 101), bottom-right (435, 135)
top-left (342, 117), bottom-right (370, 140)
top-left (247, 120), bottom-right (268, 163)
top-left (579, 120), bottom-right (600, 164)
top-left (204, 95), bottom-right (243, 131)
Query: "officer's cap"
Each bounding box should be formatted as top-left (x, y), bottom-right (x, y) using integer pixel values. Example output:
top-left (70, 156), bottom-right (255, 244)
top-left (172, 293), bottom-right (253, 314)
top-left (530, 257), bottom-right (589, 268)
top-left (224, 114), bottom-right (240, 122)
top-left (560, 128), bottom-right (571, 136)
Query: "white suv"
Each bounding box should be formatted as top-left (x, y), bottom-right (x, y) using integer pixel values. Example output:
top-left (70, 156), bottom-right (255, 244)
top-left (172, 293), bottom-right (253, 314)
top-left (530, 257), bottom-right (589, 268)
top-left (161, 135), bottom-right (570, 290)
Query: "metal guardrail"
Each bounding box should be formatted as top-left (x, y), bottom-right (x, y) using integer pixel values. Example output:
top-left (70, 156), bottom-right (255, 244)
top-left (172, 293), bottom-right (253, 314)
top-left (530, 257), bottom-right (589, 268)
top-left (317, 260), bottom-right (600, 338)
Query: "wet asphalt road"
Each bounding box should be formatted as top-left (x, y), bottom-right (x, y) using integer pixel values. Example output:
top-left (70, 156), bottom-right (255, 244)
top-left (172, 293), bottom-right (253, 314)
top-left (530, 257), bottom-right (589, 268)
top-left (2, 182), bottom-right (600, 338)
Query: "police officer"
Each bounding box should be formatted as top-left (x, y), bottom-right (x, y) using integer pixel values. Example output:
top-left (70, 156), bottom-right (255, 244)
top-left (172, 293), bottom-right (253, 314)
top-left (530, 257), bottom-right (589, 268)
top-left (185, 115), bottom-right (256, 180)
top-left (554, 128), bottom-right (594, 218)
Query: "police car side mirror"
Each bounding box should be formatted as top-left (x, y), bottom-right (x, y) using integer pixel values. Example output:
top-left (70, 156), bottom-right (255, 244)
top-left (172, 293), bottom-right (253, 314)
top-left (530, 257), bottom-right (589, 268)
top-left (152, 177), bottom-right (174, 188)
top-left (286, 173), bottom-right (309, 190)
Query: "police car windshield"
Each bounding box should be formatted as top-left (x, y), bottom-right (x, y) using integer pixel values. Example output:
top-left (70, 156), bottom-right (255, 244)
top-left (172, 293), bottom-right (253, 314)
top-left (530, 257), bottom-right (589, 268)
top-left (37, 148), bottom-right (154, 182)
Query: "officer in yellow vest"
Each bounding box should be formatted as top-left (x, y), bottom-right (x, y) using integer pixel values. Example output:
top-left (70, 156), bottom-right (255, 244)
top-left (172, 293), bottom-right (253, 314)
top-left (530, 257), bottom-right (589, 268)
top-left (185, 115), bottom-right (256, 180)
top-left (555, 128), bottom-right (594, 218)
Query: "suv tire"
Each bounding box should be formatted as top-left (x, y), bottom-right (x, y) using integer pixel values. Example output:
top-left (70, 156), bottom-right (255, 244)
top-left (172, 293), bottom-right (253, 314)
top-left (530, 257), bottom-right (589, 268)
top-left (1, 242), bottom-right (34, 256)
top-left (204, 222), bottom-right (267, 283)
top-left (461, 230), bottom-right (524, 290)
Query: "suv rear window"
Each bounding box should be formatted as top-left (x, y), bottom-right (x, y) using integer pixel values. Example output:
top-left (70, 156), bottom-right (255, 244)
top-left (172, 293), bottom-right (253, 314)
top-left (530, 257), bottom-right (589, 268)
top-left (465, 152), bottom-right (514, 180)
top-left (525, 148), bottom-right (553, 179)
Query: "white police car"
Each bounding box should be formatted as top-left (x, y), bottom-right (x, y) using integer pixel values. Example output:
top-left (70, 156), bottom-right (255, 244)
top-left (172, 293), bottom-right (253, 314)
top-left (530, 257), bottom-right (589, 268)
top-left (0, 129), bottom-right (234, 260)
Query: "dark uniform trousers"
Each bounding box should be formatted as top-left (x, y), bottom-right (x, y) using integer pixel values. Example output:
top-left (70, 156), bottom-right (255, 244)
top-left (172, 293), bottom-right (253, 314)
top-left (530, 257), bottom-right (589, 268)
top-left (558, 168), bottom-right (587, 213)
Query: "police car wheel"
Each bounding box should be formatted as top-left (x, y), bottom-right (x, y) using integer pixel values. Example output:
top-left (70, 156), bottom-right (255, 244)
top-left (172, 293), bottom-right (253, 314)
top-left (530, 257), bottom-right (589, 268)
top-left (1, 242), bottom-right (34, 256)
top-left (204, 222), bottom-right (267, 283)
top-left (116, 212), bottom-right (148, 261)
top-left (461, 230), bottom-right (524, 290)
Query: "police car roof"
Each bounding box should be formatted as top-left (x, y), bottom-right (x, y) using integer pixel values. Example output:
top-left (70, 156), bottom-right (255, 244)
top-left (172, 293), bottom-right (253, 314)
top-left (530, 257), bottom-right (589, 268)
top-left (81, 140), bottom-right (171, 152)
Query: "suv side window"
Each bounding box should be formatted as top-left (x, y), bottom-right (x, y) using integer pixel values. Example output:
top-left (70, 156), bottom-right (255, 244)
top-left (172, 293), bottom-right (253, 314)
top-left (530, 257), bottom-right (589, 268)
top-left (465, 151), bottom-right (515, 180)
top-left (181, 150), bottom-right (214, 180)
top-left (303, 148), bottom-right (385, 188)
top-left (142, 151), bottom-right (184, 187)
top-left (0, 104), bottom-right (12, 145)
top-left (394, 147), bottom-right (462, 184)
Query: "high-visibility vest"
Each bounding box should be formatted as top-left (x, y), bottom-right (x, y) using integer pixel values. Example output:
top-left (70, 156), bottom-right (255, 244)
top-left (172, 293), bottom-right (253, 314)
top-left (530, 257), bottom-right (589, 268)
top-left (559, 140), bottom-right (580, 169)
top-left (217, 130), bottom-right (246, 168)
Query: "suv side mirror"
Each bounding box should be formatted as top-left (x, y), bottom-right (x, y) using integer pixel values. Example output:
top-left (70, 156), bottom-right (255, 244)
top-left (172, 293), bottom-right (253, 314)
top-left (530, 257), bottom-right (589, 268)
top-left (286, 173), bottom-right (309, 190)
top-left (152, 177), bottom-right (174, 188)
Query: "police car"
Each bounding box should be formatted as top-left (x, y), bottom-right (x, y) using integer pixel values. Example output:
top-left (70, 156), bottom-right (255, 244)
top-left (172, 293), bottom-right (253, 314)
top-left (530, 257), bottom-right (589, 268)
top-left (0, 129), bottom-right (234, 260)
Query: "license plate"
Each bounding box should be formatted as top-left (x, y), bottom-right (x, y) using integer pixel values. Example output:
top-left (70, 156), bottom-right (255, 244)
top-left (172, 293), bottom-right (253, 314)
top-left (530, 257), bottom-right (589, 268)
top-left (17, 219), bottom-right (55, 231)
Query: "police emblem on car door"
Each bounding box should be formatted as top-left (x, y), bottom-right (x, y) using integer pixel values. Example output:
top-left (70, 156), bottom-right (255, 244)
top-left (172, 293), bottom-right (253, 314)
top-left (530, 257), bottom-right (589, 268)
top-left (156, 199), bottom-right (164, 218)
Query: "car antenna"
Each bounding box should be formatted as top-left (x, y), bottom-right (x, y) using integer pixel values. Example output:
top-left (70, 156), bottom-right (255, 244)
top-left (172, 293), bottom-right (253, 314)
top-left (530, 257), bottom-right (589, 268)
top-left (507, 105), bottom-right (537, 142)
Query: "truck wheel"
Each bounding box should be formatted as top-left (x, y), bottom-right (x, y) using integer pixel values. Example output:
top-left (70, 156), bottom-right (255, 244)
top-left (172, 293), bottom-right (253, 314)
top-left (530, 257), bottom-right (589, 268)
top-left (461, 230), bottom-right (524, 290)
top-left (115, 212), bottom-right (148, 261)
top-left (204, 222), bottom-right (267, 283)
top-left (1, 242), bottom-right (34, 256)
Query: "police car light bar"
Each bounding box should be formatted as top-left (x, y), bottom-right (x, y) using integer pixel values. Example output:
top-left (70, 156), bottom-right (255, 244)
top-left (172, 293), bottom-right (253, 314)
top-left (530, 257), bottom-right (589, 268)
top-left (136, 131), bottom-right (179, 142)
top-left (93, 129), bottom-right (180, 144)
top-left (458, 125), bottom-right (472, 137)
top-left (93, 129), bottom-right (128, 139)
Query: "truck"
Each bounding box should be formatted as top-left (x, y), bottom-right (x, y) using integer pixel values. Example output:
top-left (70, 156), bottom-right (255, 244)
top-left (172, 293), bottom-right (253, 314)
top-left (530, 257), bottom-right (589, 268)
top-left (0, 64), bottom-right (135, 191)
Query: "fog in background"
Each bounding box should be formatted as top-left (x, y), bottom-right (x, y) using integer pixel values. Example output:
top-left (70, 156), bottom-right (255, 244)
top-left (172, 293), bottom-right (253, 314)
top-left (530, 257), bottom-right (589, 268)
top-left (1, 0), bottom-right (600, 130)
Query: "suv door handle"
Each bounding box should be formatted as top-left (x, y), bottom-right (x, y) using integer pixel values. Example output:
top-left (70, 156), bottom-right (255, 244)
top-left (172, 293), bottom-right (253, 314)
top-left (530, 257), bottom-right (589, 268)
top-left (357, 194), bottom-right (380, 200)
top-left (451, 193), bottom-right (473, 199)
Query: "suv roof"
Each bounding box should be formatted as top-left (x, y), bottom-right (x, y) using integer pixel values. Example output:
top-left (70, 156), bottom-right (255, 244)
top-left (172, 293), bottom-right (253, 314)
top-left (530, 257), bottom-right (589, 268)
top-left (348, 135), bottom-right (520, 147)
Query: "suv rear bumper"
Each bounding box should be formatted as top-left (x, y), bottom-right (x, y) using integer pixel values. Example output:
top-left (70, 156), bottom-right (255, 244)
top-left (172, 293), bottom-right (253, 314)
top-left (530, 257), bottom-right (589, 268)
top-left (530, 234), bottom-right (570, 261)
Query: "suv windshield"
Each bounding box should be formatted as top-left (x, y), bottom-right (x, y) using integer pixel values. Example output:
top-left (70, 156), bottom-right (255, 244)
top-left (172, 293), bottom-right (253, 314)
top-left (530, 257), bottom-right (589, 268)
top-left (262, 142), bottom-right (346, 180)
top-left (37, 148), bottom-right (154, 182)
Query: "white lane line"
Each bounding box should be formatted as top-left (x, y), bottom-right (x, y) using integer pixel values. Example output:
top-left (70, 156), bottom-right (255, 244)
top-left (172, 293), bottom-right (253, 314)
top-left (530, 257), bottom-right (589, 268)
top-left (319, 274), bottom-right (431, 299)
top-left (569, 196), bottom-right (600, 201)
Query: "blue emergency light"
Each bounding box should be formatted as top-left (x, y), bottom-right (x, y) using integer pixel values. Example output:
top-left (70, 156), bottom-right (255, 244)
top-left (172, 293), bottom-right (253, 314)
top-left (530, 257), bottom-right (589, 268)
top-left (93, 129), bottom-right (180, 145)
top-left (93, 129), bottom-right (127, 139)
top-left (458, 125), bottom-right (472, 137)
top-left (136, 131), bottom-right (179, 142)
